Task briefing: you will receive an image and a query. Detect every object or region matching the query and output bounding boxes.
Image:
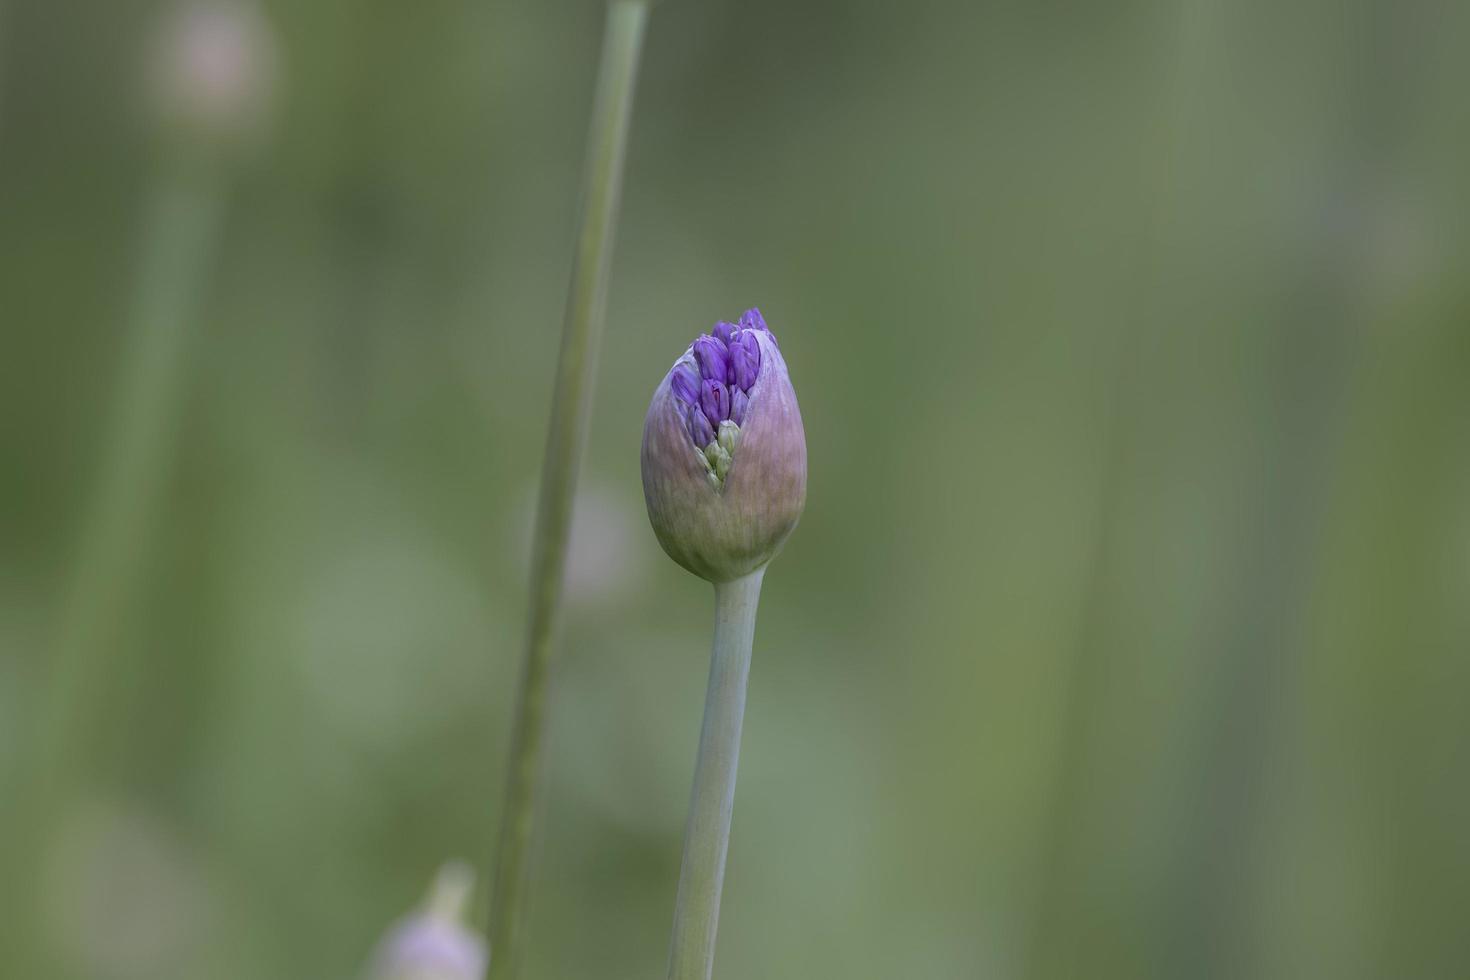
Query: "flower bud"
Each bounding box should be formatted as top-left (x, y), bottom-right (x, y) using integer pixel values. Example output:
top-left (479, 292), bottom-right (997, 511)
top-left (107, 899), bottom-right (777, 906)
top-left (669, 363), bottom-right (700, 405)
top-left (730, 388), bottom-right (749, 426)
top-left (705, 440), bottom-right (733, 483)
top-left (687, 403), bottom-right (715, 447)
top-left (365, 862), bottom-right (488, 980)
top-left (712, 320), bottom-right (738, 346)
top-left (692, 334), bottom-right (729, 383)
top-left (729, 331), bottom-right (761, 390)
top-left (738, 307), bottom-right (771, 338)
top-left (699, 379), bottom-right (730, 428)
top-left (641, 309), bottom-right (806, 582)
top-left (717, 420), bottom-right (740, 456)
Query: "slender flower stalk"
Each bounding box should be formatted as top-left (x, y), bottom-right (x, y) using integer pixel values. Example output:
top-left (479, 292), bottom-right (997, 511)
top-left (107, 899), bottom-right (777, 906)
top-left (488, 3), bottom-right (651, 977)
top-left (642, 310), bottom-right (807, 980)
top-left (666, 568), bottom-right (764, 980)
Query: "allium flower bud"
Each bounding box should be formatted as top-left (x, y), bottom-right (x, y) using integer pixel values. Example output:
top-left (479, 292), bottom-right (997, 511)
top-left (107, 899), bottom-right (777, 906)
top-left (730, 388), bottom-right (749, 426)
top-left (365, 862), bottom-right (488, 980)
top-left (688, 403), bottom-right (715, 447)
top-left (738, 307), bottom-right (770, 337)
top-left (712, 320), bottom-right (738, 346)
top-left (729, 331), bottom-right (761, 390)
top-left (692, 335), bottom-right (729, 383)
top-left (699, 379), bottom-right (730, 427)
top-left (670, 363), bottom-right (700, 405)
top-left (641, 308), bottom-right (806, 582)
top-left (717, 419), bottom-right (739, 452)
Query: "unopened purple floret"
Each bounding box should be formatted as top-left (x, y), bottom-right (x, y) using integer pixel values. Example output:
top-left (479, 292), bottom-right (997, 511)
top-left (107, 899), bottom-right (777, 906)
top-left (664, 308), bottom-right (781, 454)
top-left (670, 363), bottom-right (699, 405)
top-left (692, 335), bottom-right (729, 383)
top-left (700, 378), bottom-right (730, 427)
top-left (688, 403), bottom-right (715, 447)
top-left (739, 307), bottom-right (769, 335)
top-left (730, 388), bottom-right (748, 426)
top-left (730, 332), bottom-right (761, 390)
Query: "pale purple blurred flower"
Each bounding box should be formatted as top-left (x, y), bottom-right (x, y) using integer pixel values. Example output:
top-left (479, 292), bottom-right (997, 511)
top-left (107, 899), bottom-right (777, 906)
top-left (371, 918), bottom-right (486, 980)
top-left (151, 0), bottom-right (278, 141)
top-left (365, 862), bottom-right (487, 980)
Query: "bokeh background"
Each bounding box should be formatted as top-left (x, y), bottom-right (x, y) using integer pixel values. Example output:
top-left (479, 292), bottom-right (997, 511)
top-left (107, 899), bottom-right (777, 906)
top-left (3, 0), bottom-right (1469, 977)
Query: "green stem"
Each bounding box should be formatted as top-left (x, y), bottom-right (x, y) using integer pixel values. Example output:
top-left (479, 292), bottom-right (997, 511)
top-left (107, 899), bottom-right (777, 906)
top-left (46, 161), bottom-right (225, 760)
top-left (487, 3), bottom-right (650, 977)
top-left (667, 569), bottom-right (766, 980)
top-left (23, 153), bottom-right (226, 977)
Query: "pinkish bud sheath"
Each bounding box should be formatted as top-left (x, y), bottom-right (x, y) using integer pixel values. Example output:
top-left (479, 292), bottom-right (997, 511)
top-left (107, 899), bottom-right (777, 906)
top-left (641, 314), bottom-right (806, 582)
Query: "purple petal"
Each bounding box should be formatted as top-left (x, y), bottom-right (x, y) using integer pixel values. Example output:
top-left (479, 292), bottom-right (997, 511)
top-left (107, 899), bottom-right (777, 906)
top-left (730, 388), bottom-right (748, 425)
top-left (739, 308), bottom-right (777, 347)
top-left (669, 363), bottom-right (699, 404)
top-left (730, 332), bottom-right (761, 390)
top-left (700, 379), bottom-right (730, 426)
top-left (712, 320), bottom-right (737, 345)
top-left (688, 403), bottom-right (715, 447)
top-left (692, 335), bottom-right (729, 382)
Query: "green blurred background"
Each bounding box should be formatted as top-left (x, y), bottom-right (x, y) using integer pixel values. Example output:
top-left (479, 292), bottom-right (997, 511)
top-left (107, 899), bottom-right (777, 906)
top-left (3, 0), bottom-right (1469, 977)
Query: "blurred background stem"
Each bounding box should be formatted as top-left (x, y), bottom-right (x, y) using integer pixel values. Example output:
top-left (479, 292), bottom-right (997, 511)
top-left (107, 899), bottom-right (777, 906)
top-left (44, 154), bottom-right (225, 771)
top-left (666, 569), bottom-right (764, 980)
top-left (25, 149), bottom-right (227, 975)
top-left (487, 3), bottom-right (650, 977)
